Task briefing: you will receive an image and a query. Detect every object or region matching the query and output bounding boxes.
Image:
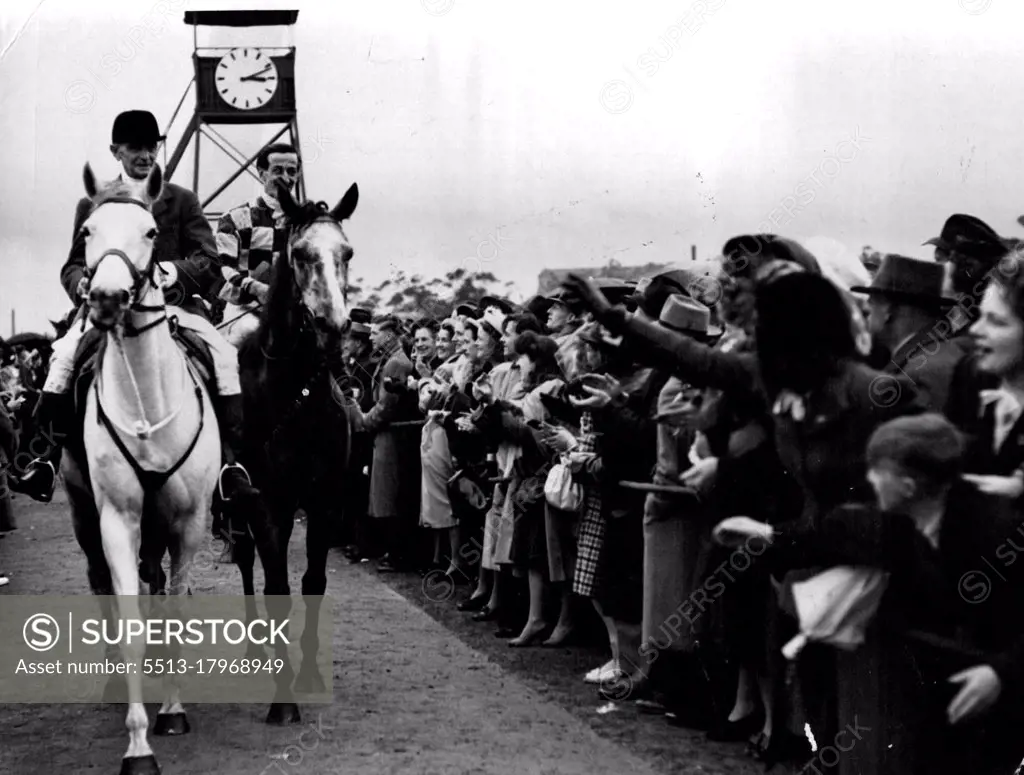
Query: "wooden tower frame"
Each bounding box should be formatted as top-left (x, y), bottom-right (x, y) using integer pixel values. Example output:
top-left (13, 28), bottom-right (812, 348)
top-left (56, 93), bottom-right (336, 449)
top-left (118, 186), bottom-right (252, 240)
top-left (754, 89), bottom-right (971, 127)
top-left (163, 10), bottom-right (305, 222)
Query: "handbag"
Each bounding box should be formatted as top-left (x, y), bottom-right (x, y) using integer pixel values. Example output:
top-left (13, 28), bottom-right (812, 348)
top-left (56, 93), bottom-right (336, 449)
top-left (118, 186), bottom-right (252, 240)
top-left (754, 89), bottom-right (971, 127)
top-left (544, 455), bottom-right (583, 511)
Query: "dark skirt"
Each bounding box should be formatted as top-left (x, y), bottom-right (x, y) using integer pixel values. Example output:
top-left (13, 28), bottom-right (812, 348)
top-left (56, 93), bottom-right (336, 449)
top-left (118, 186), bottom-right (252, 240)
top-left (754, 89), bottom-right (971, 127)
top-left (509, 480), bottom-right (549, 575)
top-left (598, 507), bottom-right (644, 624)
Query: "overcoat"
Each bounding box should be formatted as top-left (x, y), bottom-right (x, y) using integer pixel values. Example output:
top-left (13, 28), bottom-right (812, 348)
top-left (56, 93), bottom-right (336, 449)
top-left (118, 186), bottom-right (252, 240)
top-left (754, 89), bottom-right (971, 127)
top-left (364, 345), bottom-right (421, 521)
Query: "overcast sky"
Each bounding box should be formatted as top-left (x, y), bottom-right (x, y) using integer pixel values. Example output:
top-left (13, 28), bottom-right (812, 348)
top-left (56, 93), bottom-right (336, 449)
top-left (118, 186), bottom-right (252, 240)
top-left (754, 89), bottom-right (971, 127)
top-left (2, 0), bottom-right (1024, 333)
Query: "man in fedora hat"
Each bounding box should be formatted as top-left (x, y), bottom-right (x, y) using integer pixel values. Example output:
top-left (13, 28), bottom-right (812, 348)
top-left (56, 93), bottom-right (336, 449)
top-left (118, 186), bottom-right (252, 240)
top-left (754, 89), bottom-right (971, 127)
top-left (337, 307), bottom-right (378, 559)
top-left (851, 254), bottom-right (989, 419)
top-left (15, 109), bottom-right (259, 520)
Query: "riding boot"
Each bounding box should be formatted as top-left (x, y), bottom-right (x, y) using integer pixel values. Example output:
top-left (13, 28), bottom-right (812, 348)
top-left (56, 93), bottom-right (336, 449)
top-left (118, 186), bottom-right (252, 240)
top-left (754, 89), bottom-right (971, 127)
top-left (213, 394), bottom-right (259, 563)
top-left (10, 391), bottom-right (73, 504)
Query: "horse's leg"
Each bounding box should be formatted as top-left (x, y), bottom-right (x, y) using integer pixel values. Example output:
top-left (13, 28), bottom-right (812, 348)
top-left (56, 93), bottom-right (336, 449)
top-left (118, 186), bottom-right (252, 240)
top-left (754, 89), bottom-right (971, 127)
top-left (153, 505), bottom-right (204, 738)
top-left (295, 501), bottom-right (331, 695)
top-left (235, 528), bottom-right (266, 660)
top-left (64, 460), bottom-right (127, 702)
top-left (259, 495), bottom-right (299, 724)
top-left (98, 501), bottom-right (157, 774)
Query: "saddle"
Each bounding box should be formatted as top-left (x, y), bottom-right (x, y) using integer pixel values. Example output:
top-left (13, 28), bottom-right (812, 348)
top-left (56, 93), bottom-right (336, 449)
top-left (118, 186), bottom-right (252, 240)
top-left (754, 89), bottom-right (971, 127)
top-left (70, 320), bottom-right (216, 431)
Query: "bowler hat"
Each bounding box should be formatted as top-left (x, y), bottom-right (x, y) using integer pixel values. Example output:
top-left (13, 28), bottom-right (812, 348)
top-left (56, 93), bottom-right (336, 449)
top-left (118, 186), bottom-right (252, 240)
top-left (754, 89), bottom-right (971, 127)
top-left (924, 214), bottom-right (1006, 262)
top-left (658, 294), bottom-right (723, 339)
top-left (850, 254), bottom-right (954, 308)
top-left (111, 110), bottom-right (165, 145)
top-left (454, 302), bottom-right (478, 319)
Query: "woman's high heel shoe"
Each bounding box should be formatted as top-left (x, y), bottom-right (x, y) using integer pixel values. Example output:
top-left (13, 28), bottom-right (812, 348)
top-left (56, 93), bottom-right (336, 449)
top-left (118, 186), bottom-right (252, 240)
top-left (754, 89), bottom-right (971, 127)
top-left (471, 607), bottom-right (500, 622)
top-left (750, 730), bottom-right (812, 771)
top-left (457, 594), bottom-right (489, 612)
top-left (706, 709), bottom-right (765, 742)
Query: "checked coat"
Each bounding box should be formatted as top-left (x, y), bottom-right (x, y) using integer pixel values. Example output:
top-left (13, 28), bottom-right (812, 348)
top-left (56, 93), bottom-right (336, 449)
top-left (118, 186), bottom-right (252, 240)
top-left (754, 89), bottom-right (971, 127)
top-left (215, 195), bottom-right (289, 282)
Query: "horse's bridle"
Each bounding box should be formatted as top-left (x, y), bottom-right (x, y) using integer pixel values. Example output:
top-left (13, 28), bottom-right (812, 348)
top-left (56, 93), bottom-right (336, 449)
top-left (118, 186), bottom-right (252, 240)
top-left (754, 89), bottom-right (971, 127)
top-left (259, 204), bottom-right (351, 358)
top-left (82, 196), bottom-right (165, 336)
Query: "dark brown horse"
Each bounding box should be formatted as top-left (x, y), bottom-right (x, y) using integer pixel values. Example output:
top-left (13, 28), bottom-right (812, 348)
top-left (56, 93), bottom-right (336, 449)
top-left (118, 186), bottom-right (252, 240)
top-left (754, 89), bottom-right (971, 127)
top-left (233, 181), bottom-right (359, 724)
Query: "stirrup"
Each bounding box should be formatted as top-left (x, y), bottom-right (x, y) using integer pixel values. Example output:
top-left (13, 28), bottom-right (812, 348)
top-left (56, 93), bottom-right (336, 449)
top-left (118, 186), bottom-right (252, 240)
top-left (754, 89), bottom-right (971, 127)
top-left (217, 463), bottom-right (252, 501)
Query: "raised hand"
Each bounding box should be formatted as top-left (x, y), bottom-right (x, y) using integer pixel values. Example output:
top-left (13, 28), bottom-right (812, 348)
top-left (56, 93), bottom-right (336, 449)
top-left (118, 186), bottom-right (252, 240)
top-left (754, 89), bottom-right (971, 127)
top-left (562, 274), bottom-right (614, 318)
top-left (713, 516), bottom-right (774, 547)
top-left (947, 665), bottom-right (1001, 724)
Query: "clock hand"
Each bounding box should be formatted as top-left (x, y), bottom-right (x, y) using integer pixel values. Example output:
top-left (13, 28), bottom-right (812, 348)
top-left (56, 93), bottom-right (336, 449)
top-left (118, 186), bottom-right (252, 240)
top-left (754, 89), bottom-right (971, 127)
top-left (242, 76), bottom-right (275, 83)
top-left (239, 65), bottom-right (272, 81)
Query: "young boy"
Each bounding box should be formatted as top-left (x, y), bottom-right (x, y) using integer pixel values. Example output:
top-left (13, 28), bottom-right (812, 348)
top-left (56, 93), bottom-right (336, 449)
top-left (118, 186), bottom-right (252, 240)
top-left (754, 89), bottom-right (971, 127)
top-left (716, 413), bottom-right (1024, 774)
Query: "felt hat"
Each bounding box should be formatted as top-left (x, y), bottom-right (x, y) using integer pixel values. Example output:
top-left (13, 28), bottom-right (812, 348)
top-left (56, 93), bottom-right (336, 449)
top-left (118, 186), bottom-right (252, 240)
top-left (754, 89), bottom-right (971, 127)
top-left (348, 307), bottom-right (372, 336)
top-left (658, 294), bottom-right (723, 339)
top-left (924, 214), bottom-right (1006, 262)
top-left (850, 254), bottom-right (954, 308)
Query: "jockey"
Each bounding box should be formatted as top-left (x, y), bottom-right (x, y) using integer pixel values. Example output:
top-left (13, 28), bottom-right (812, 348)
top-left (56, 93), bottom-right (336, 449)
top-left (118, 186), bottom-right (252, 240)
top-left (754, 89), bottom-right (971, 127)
top-left (214, 142), bottom-right (302, 314)
top-left (14, 110), bottom-right (259, 509)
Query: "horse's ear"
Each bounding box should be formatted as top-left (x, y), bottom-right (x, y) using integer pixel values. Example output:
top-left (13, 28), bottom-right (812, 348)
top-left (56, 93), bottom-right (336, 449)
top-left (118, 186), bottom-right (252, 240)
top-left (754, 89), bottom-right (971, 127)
top-left (276, 181), bottom-right (301, 219)
top-left (83, 163), bottom-right (98, 198)
top-left (146, 164), bottom-right (163, 204)
top-left (331, 183), bottom-right (359, 222)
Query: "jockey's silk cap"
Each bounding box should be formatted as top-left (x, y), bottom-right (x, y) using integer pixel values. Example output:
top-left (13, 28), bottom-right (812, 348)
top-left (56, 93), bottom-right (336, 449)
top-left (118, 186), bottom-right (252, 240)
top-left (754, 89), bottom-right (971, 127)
top-left (112, 110), bottom-right (165, 145)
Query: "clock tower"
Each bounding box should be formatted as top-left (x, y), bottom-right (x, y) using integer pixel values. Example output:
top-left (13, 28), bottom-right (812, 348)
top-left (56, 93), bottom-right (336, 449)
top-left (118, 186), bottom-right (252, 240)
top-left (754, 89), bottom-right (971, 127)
top-left (163, 10), bottom-right (305, 222)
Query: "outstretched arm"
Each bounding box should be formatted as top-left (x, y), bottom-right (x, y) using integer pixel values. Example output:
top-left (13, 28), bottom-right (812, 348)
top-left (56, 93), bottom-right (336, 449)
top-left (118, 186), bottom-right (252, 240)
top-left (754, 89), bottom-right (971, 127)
top-left (562, 274), bottom-right (760, 398)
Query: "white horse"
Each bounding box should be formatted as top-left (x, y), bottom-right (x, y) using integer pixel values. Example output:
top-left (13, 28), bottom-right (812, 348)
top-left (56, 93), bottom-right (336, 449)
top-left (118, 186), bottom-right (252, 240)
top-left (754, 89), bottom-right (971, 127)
top-left (62, 163), bottom-right (220, 775)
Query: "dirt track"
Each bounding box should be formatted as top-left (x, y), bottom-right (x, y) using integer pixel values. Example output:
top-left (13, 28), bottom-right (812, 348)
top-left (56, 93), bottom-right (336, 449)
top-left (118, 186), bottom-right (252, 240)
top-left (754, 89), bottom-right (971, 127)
top-left (0, 489), bottom-right (766, 775)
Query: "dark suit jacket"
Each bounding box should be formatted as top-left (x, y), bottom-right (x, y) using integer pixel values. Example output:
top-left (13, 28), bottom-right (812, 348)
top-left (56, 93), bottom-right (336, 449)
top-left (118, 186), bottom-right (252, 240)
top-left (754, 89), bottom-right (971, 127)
top-left (602, 306), bottom-right (924, 527)
top-left (774, 482), bottom-right (1024, 695)
top-left (962, 397), bottom-right (1024, 476)
top-left (61, 181), bottom-right (221, 318)
top-left (772, 483), bottom-right (1024, 774)
top-left (885, 327), bottom-right (990, 423)
top-left (363, 344), bottom-right (421, 520)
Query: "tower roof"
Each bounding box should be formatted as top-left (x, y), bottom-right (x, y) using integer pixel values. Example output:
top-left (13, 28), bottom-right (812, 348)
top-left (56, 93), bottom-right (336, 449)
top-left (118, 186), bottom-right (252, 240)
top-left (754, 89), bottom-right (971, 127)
top-left (183, 10), bottom-right (299, 28)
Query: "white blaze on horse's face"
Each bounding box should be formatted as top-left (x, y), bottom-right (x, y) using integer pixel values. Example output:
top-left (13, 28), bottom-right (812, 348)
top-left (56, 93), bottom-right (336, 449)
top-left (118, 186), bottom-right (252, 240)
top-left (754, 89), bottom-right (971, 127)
top-left (290, 221), bottom-right (352, 332)
top-left (280, 182), bottom-right (359, 334)
top-left (81, 163), bottom-right (163, 324)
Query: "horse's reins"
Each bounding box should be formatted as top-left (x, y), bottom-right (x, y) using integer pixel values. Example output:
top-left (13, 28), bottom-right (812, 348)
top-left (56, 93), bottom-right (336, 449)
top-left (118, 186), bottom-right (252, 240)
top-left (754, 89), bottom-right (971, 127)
top-left (84, 194), bottom-right (207, 496)
top-left (258, 206), bottom-right (355, 459)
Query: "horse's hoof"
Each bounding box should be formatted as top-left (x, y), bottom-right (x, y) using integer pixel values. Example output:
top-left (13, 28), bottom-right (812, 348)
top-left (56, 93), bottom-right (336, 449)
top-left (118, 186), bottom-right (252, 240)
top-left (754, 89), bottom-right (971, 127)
top-left (119, 754), bottom-right (160, 775)
top-left (266, 702), bottom-right (301, 725)
top-left (102, 676), bottom-right (128, 704)
top-left (153, 712), bottom-right (190, 736)
top-left (245, 642), bottom-right (265, 661)
top-left (294, 667), bottom-right (326, 695)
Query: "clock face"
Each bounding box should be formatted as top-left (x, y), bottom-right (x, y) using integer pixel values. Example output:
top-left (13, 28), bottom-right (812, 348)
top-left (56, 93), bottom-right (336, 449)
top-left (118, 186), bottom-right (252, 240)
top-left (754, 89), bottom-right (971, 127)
top-left (216, 48), bottom-right (279, 110)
